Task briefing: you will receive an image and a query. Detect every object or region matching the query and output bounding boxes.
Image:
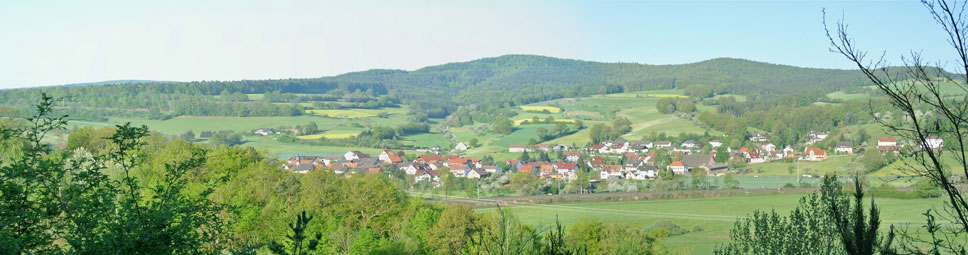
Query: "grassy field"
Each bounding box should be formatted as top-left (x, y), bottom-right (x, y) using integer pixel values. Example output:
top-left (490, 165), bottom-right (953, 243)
top-left (483, 194), bottom-right (944, 254)
top-left (241, 135), bottom-right (386, 159)
top-left (103, 116), bottom-right (344, 135)
top-left (827, 91), bottom-right (872, 101)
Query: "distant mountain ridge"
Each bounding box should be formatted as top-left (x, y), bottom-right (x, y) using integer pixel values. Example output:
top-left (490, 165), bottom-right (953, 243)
top-left (0, 55), bottom-right (875, 118)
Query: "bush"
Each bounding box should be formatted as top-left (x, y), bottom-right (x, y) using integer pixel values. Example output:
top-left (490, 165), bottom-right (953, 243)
top-left (649, 221), bottom-right (690, 237)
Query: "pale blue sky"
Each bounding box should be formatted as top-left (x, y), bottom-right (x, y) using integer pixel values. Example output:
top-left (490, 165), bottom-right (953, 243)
top-left (0, 0), bottom-right (954, 88)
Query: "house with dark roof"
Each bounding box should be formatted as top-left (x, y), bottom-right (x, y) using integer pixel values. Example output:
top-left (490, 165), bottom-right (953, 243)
top-left (835, 142), bottom-right (854, 154)
top-left (681, 154), bottom-right (714, 169)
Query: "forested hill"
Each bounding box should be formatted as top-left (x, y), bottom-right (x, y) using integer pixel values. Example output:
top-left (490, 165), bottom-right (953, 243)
top-left (0, 54), bottom-right (872, 118)
top-left (327, 55), bottom-right (871, 101)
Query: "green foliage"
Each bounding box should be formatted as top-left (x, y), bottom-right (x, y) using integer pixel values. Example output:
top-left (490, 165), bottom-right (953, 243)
top-left (857, 149), bottom-right (886, 173)
top-left (0, 94), bottom-right (228, 254)
top-left (269, 211), bottom-right (323, 255)
top-left (210, 131), bottom-right (243, 146)
top-left (492, 118), bottom-right (514, 135)
top-left (716, 175), bottom-right (895, 255)
top-left (649, 221), bottom-right (690, 237)
top-left (715, 146), bottom-right (730, 163)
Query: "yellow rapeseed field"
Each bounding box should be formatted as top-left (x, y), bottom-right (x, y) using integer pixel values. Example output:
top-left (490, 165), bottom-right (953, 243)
top-left (520, 106), bottom-right (562, 113)
top-left (296, 133), bottom-right (356, 139)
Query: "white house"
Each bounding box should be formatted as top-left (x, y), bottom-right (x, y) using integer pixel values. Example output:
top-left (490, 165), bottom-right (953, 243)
top-left (681, 140), bottom-right (699, 149)
top-left (668, 161), bottom-right (687, 174)
top-left (878, 138), bottom-right (897, 147)
top-left (709, 140), bottom-right (723, 148)
top-left (453, 142), bottom-right (469, 151)
top-left (600, 165), bottom-right (624, 179)
top-left (378, 150), bottom-right (394, 162)
top-left (254, 128), bottom-right (274, 136)
top-left (415, 170), bottom-right (439, 182)
top-left (564, 152), bottom-right (581, 162)
top-left (803, 147), bottom-right (827, 161)
top-left (926, 136), bottom-right (944, 150)
top-left (629, 165), bottom-right (658, 180)
top-left (481, 165), bottom-right (502, 173)
top-left (749, 133), bottom-right (769, 142)
top-left (782, 146), bottom-right (795, 155)
top-left (835, 142), bottom-right (854, 154)
top-left (761, 143), bottom-right (777, 152)
top-left (508, 145), bottom-right (529, 153)
top-left (466, 169), bottom-right (489, 179)
top-left (344, 151), bottom-right (368, 161)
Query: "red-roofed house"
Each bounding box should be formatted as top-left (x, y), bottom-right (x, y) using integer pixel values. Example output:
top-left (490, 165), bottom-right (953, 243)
top-left (668, 161), bottom-right (687, 174)
top-left (803, 147), bottom-right (826, 161)
top-left (600, 165), bottom-right (624, 179)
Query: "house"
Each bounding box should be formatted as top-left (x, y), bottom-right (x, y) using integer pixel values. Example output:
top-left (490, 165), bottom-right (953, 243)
top-left (449, 164), bottom-right (470, 177)
top-left (453, 142), bottom-right (469, 151)
top-left (553, 144), bottom-right (570, 151)
top-left (709, 140), bottom-right (723, 148)
top-left (292, 163), bottom-right (315, 174)
top-left (357, 158), bottom-right (380, 168)
top-left (629, 141), bottom-right (651, 152)
top-left (808, 131), bottom-right (829, 140)
top-left (254, 128), bottom-right (274, 136)
top-left (563, 152), bottom-right (581, 162)
top-left (698, 163), bottom-right (729, 176)
top-left (344, 151), bottom-right (370, 161)
top-left (803, 147), bottom-right (826, 161)
top-left (835, 142), bottom-right (854, 154)
top-left (508, 145), bottom-right (529, 153)
top-left (926, 136), bottom-right (944, 150)
top-left (782, 146), bottom-right (795, 155)
top-left (587, 157), bottom-right (605, 169)
top-left (481, 165), bottom-right (502, 173)
top-left (623, 159), bottom-right (643, 172)
top-left (681, 154), bottom-right (714, 169)
top-left (668, 161), bottom-right (687, 174)
top-left (761, 143), bottom-right (777, 152)
top-left (681, 140), bottom-right (699, 149)
top-left (520, 164), bottom-right (536, 174)
top-left (553, 163), bottom-right (579, 173)
top-left (806, 131), bottom-right (827, 144)
top-left (415, 170), bottom-right (439, 182)
top-left (878, 138), bottom-right (897, 147)
top-left (600, 165), bottom-right (624, 179)
top-left (444, 158), bottom-right (470, 167)
top-left (503, 160), bottom-right (524, 171)
top-left (748, 152), bottom-right (765, 164)
top-left (534, 144), bottom-right (551, 151)
top-left (629, 165), bottom-right (658, 180)
top-left (656, 141), bottom-right (674, 150)
top-left (466, 169), bottom-right (490, 179)
top-left (749, 133), bottom-right (768, 142)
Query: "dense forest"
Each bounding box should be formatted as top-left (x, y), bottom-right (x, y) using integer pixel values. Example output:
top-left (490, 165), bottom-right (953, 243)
top-left (0, 55), bottom-right (875, 120)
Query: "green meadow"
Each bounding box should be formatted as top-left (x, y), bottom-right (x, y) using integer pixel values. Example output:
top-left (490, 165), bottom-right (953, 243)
top-left (483, 194), bottom-right (945, 254)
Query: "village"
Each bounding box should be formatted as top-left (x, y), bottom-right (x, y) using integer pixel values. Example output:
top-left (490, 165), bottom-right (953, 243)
top-left (277, 127), bottom-right (945, 187)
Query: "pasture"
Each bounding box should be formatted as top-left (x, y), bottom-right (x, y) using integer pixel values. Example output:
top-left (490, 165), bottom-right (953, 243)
top-left (484, 194), bottom-right (944, 254)
top-left (103, 116), bottom-right (343, 135)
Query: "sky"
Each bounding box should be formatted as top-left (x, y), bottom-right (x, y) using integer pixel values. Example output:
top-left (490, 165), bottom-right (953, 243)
top-left (0, 0), bottom-right (956, 89)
